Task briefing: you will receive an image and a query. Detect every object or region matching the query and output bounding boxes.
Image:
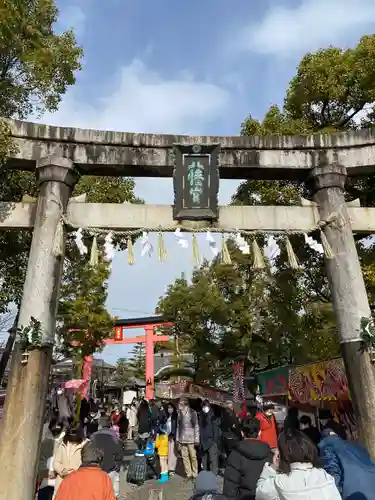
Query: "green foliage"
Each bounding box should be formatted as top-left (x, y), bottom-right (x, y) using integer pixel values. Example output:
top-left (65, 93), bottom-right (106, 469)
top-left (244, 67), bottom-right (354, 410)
top-left (0, 0), bottom-right (83, 310)
top-left (0, 120), bottom-right (18, 166)
top-left (157, 36), bottom-right (375, 381)
top-left (285, 36), bottom-right (375, 131)
top-left (234, 33), bottom-right (375, 356)
top-left (0, 0), bottom-right (83, 119)
top-left (128, 344), bottom-right (146, 379)
top-left (73, 177), bottom-right (141, 204)
top-left (57, 251), bottom-right (112, 359)
top-left (17, 316), bottom-right (43, 350)
top-left (113, 357), bottom-right (133, 388)
top-left (0, 0), bottom-right (143, 361)
top-left (360, 315), bottom-right (375, 353)
top-left (157, 238), bottom-right (340, 386)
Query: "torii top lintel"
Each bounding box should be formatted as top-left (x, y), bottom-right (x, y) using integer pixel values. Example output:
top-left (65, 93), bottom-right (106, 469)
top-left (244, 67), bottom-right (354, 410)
top-left (7, 119), bottom-right (375, 181)
top-left (105, 315), bottom-right (173, 345)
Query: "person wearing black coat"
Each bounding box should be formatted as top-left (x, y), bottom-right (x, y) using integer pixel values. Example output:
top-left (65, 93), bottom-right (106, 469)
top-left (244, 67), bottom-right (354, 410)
top-left (221, 407), bottom-right (242, 466)
top-left (166, 402), bottom-right (178, 475)
top-left (199, 400), bottom-right (221, 475)
top-left (223, 418), bottom-right (273, 500)
top-left (299, 415), bottom-right (321, 446)
top-left (283, 406), bottom-right (300, 433)
top-left (137, 399), bottom-right (151, 447)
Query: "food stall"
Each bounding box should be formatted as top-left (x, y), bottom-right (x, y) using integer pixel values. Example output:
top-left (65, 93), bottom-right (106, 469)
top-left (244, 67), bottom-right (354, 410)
top-left (288, 357), bottom-right (357, 439)
top-left (255, 358), bottom-right (358, 439)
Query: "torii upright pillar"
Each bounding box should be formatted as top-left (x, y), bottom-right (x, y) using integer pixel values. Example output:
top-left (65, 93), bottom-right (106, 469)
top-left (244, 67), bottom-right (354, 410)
top-left (105, 316), bottom-right (173, 400)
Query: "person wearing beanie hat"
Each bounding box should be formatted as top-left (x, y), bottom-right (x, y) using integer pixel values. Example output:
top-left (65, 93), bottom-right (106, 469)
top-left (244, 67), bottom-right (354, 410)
top-left (190, 471), bottom-right (226, 500)
top-left (195, 471), bottom-right (219, 493)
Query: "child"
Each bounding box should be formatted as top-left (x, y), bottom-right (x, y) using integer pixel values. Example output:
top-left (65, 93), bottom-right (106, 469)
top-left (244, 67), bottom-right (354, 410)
top-left (155, 426), bottom-right (169, 483)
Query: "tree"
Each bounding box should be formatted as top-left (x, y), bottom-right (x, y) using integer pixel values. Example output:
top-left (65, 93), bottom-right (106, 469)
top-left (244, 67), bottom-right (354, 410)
top-left (0, 1), bottom-right (144, 362)
top-left (0, 0), bottom-right (83, 120)
top-left (57, 251), bottom-right (113, 359)
top-left (0, 0), bottom-right (83, 306)
top-left (113, 357), bottom-right (133, 396)
top-left (156, 238), bottom-right (339, 387)
top-left (0, 0), bottom-right (83, 370)
top-left (233, 34), bottom-right (375, 356)
top-left (128, 344), bottom-right (146, 379)
top-left (157, 35), bottom-right (375, 379)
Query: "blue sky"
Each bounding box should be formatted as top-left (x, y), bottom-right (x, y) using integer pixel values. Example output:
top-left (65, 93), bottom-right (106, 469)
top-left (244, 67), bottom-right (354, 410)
top-left (38, 0), bottom-right (375, 364)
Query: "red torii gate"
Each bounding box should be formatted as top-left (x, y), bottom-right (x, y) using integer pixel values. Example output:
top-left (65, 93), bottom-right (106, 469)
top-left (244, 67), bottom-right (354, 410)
top-left (105, 315), bottom-right (173, 400)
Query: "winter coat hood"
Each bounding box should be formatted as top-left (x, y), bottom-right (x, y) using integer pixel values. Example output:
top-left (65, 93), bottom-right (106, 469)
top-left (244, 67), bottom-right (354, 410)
top-left (236, 438), bottom-right (271, 461)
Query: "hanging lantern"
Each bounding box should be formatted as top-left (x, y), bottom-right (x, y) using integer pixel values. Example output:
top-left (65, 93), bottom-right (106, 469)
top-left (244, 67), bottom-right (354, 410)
top-left (114, 327), bottom-right (123, 341)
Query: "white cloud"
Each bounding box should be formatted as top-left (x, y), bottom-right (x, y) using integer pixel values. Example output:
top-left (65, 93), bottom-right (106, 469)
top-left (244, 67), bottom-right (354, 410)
top-left (41, 59), bottom-right (231, 135)
top-left (56, 4), bottom-right (86, 38)
top-left (37, 58), bottom-right (233, 203)
top-left (237, 0), bottom-right (375, 57)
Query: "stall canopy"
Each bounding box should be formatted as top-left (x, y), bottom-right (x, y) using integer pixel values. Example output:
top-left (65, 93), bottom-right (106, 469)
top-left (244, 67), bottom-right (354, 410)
top-left (155, 380), bottom-right (232, 406)
top-left (288, 358), bottom-right (349, 403)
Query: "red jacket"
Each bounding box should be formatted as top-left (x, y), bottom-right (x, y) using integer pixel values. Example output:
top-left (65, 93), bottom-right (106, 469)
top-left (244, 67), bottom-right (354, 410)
top-left (111, 411), bottom-right (121, 425)
top-left (55, 466), bottom-right (115, 500)
top-left (256, 412), bottom-right (278, 449)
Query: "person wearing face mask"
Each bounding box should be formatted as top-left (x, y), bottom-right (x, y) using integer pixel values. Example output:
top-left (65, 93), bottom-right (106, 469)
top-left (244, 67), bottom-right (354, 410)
top-left (256, 402), bottom-right (278, 452)
top-left (53, 424), bottom-right (88, 496)
top-left (166, 403), bottom-right (178, 476)
top-left (126, 401), bottom-right (138, 441)
top-left (199, 400), bottom-right (220, 475)
top-left (37, 419), bottom-right (65, 500)
top-left (177, 397), bottom-right (200, 481)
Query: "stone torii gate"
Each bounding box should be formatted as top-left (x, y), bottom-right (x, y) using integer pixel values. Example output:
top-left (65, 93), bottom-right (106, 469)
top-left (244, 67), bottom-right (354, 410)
top-left (1, 120), bottom-right (375, 498)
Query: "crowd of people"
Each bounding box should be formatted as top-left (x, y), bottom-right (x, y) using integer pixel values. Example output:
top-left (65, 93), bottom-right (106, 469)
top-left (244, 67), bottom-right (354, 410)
top-left (37, 395), bottom-right (375, 500)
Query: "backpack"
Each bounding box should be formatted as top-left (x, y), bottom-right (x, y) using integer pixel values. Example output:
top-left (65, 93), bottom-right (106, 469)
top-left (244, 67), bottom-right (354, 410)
top-left (127, 453), bottom-right (148, 485)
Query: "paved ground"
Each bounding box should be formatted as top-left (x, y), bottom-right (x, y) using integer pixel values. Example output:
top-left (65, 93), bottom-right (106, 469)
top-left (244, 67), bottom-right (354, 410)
top-left (119, 474), bottom-right (197, 500)
top-left (118, 441), bottom-right (223, 500)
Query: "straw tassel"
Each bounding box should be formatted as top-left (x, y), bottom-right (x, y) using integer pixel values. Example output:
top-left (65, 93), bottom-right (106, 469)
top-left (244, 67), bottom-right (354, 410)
top-left (157, 232), bottom-right (168, 262)
top-left (285, 236), bottom-right (300, 269)
top-left (252, 239), bottom-right (266, 269)
top-left (89, 236), bottom-right (99, 266)
top-left (192, 234), bottom-right (200, 266)
top-left (52, 217), bottom-right (65, 257)
top-left (127, 237), bottom-right (135, 265)
top-left (220, 236), bottom-right (232, 265)
top-left (320, 230), bottom-right (335, 259)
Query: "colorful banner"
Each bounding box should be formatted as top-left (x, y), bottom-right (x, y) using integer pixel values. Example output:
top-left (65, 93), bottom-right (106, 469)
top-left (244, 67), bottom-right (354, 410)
top-left (288, 358), bottom-right (349, 403)
top-left (256, 367), bottom-right (289, 396)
